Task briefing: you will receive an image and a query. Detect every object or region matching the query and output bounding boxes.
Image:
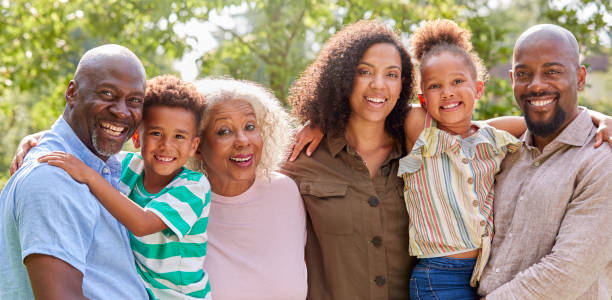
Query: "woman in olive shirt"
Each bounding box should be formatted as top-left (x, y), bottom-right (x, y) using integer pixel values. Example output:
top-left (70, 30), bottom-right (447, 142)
top-left (282, 20), bottom-right (416, 300)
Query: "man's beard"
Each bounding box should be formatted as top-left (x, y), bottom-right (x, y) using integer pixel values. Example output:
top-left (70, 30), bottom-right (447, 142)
top-left (523, 100), bottom-right (567, 137)
top-left (92, 130), bottom-right (128, 158)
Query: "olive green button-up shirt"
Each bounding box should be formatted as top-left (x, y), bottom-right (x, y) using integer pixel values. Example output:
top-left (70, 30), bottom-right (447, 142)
top-left (283, 134), bottom-right (416, 300)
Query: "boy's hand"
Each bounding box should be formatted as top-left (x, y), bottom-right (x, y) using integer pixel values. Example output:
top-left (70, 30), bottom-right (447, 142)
top-left (10, 131), bottom-right (46, 175)
top-left (288, 124), bottom-right (324, 161)
top-left (38, 151), bottom-right (95, 184)
top-left (594, 116), bottom-right (612, 148)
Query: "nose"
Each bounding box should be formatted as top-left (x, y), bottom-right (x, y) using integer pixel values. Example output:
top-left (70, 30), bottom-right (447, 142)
top-left (369, 73), bottom-right (385, 89)
top-left (527, 73), bottom-right (546, 93)
top-left (441, 86), bottom-right (454, 99)
top-left (109, 99), bottom-right (129, 118)
top-left (234, 129), bottom-right (250, 147)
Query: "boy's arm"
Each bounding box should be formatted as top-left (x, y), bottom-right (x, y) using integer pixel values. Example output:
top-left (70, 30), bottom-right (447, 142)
top-left (38, 151), bottom-right (167, 237)
top-left (404, 106), bottom-right (426, 152)
top-left (485, 116), bottom-right (526, 138)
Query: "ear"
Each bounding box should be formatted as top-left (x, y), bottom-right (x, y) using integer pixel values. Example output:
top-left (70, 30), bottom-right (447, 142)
top-left (65, 80), bottom-right (78, 107)
top-left (475, 81), bottom-right (485, 100)
top-left (576, 65), bottom-right (586, 91)
top-left (131, 128), bottom-right (142, 148)
top-left (418, 94), bottom-right (426, 107)
top-left (189, 137), bottom-right (200, 157)
top-left (509, 70), bottom-right (514, 85)
top-left (194, 146), bottom-right (204, 162)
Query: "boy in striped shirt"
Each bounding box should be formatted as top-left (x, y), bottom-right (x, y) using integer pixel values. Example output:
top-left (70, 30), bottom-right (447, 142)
top-left (38, 75), bottom-right (211, 299)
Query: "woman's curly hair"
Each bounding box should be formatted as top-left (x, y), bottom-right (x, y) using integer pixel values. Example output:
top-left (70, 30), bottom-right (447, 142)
top-left (288, 20), bottom-right (414, 143)
top-left (411, 19), bottom-right (487, 82)
top-left (191, 77), bottom-right (295, 179)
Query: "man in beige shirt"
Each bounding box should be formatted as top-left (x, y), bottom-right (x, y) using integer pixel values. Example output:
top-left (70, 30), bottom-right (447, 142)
top-left (478, 24), bottom-right (612, 299)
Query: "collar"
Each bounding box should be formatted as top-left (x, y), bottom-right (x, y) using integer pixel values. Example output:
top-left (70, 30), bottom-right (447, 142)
top-left (521, 107), bottom-right (594, 150)
top-left (326, 133), bottom-right (403, 160)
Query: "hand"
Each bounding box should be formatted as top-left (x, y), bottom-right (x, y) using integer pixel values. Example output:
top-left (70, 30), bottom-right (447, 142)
top-left (38, 151), bottom-right (94, 184)
top-left (594, 116), bottom-right (612, 148)
top-left (10, 131), bottom-right (46, 175)
top-left (288, 124), bottom-right (324, 161)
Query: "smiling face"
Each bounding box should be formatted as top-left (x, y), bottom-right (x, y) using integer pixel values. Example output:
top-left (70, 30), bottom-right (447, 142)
top-left (511, 31), bottom-right (585, 139)
top-left (66, 57), bottom-right (146, 160)
top-left (198, 99), bottom-right (263, 195)
top-left (137, 105), bottom-right (200, 186)
top-left (419, 52), bottom-right (483, 136)
top-left (348, 43), bottom-right (403, 126)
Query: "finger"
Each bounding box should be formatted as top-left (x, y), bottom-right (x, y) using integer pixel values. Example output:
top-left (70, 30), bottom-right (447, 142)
top-left (289, 140), bottom-right (308, 161)
top-left (607, 136), bottom-right (612, 148)
top-left (9, 157), bottom-right (18, 175)
top-left (306, 135), bottom-right (322, 156)
top-left (594, 132), bottom-right (603, 148)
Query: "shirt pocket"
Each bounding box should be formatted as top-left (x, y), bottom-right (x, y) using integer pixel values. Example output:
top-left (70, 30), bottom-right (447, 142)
top-left (299, 180), bottom-right (352, 235)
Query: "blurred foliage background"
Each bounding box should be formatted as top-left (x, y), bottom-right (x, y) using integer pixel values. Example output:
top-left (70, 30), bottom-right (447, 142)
top-left (1, 0), bottom-right (611, 187)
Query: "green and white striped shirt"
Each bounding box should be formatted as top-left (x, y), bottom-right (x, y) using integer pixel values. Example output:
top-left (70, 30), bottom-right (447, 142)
top-left (118, 152), bottom-right (211, 300)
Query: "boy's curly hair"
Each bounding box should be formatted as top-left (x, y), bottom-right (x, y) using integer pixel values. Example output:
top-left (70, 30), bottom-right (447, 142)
top-left (288, 20), bottom-right (414, 143)
top-left (411, 19), bottom-right (487, 81)
top-left (144, 74), bottom-right (207, 134)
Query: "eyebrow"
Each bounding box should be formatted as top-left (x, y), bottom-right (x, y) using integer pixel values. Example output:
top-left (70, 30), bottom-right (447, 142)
top-left (514, 62), bottom-right (566, 69)
top-left (148, 126), bottom-right (190, 134)
top-left (357, 61), bottom-right (401, 70)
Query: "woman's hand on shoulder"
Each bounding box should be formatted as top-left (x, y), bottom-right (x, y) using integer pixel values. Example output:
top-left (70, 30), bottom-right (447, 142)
top-left (288, 123), bottom-right (324, 161)
top-left (591, 109), bottom-right (612, 148)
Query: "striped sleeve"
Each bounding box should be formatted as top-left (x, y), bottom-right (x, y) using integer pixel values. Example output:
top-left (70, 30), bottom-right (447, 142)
top-left (144, 170), bottom-right (211, 240)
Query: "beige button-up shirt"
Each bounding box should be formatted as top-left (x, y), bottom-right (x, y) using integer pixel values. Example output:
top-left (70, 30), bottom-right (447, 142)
top-left (478, 109), bottom-right (612, 299)
top-left (283, 134), bottom-right (416, 300)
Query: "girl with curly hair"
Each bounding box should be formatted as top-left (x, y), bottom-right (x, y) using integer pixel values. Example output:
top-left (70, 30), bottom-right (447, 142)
top-left (283, 20), bottom-right (417, 299)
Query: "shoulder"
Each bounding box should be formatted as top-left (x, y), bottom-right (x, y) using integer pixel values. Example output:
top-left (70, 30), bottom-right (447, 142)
top-left (404, 106), bottom-right (427, 145)
top-left (261, 172), bottom-right (299, 194)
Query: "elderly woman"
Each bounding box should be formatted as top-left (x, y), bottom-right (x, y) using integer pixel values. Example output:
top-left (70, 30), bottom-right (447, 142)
top-left (282, 20), bottom-right (416, 300)
top-left (193, 78), bottom-right (307, 300)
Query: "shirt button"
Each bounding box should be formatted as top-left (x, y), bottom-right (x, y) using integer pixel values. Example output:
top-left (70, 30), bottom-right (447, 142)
top-left (462, 158), bottom-right (469, 164)
top-left (102, 167), bottom-right (110, 174)
top-left (495, 267), bottom-right (501, 273)
top-left (519, 196), bottom-right (524, 201)
top-left (534, 161), bottom-right (541, 167)
top-left (480, 220), bottom-right (486, 226)
top-left (380, 164), bottom-right (391, 176)
top-left (368, 196), bottom-right (380, 207)
top-left (472, 200), bottom-right (478, 207)
top-left (467, 177), bottom-right (474, 184)
top-left (374, 276), bottom-right (386, 286)
top-left (371, 236), bottom-right (382, 248)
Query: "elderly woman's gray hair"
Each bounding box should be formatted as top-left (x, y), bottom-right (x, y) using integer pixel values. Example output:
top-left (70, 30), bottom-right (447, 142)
top-left (192, 77), bottom-right (295, 177)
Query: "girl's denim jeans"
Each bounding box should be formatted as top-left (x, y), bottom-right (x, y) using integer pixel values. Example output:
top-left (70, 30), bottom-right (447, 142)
top-left (410, 256), bottom-right (478, 300)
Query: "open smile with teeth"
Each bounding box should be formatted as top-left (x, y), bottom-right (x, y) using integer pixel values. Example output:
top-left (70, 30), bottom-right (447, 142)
top-left (441, 102), bottom-right (461, 109)
top-left (230, 155), bottom-right (252, 162)
top-left (154, 155), bottom-right (175, 162)
top-left (528, 99), bottom-right (555, 107)
top-left (366, 97), bottom-right (386, 104)
top-left (100, 121), bottom-right (127, 137)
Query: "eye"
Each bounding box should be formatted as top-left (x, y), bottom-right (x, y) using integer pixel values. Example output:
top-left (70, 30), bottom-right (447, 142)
top-left (175, 134), bottom-right (185, 139)
top-left (514, 71), bottom-right (528, 78)
top-left (545, 70), bottom-right (561, 75)
top-left (357, 69), bottom-right (372, 76)
top-left (128, 97), bottom-right (143, 104)
top-left (100, 90), bottom-right (113, 98)
top-left (149, 131), bottom-right (161, 137)
top-left (245, 122), bottom-right (256, 131)
top-left (453, 79), bottom-right (464, 85)
top-left (216, 128), bottom-right (230, 136)
top-left (387, 72), bottom-right (399, 78)
top-left (428, 83), bottom-right (440, 89)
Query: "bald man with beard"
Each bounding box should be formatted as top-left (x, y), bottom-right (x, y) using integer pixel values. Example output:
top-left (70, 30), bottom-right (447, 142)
top-left (0, 45), bottom-right (149, 299)
top-left (478, 24), bottom-right (612, 299)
